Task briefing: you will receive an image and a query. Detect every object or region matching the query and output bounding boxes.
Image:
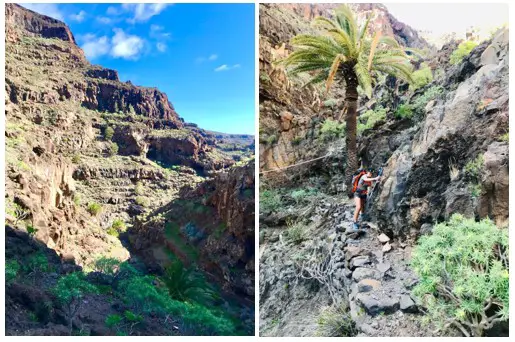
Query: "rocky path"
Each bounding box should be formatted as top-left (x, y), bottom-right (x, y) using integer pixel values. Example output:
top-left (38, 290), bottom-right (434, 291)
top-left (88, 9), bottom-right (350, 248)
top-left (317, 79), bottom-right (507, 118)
top-left (260, 195), bottom-right (437, 337)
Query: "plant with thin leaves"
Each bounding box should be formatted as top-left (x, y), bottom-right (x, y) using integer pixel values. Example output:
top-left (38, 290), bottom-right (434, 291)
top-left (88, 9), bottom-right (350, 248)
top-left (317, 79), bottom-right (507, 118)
top-left (411, 214), bottom-right (509, 337)
top-left (161, 259), bottom-right (216, 306)
top-left (316, 304), bottom-right (357, 336)
top-left (281, 5), bottom-right (413, 194)
top-left (25, 251), bottom-right (49, 284)
top-left (53, 272), bottom-right (98, 335)
top-left (6, 259), bottom-right (20, 283)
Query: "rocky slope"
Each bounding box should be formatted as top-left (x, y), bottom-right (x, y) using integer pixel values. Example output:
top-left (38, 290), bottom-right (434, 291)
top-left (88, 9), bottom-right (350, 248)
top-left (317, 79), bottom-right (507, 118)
top-left (5, 3), bottom-right (254, 336)
top-left (259, 3), bottom-right (508, 337)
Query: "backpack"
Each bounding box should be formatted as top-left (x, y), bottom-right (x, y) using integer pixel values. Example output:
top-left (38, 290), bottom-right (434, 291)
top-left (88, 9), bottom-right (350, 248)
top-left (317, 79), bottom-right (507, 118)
top-left (351, 169), bottom-right (367, 193)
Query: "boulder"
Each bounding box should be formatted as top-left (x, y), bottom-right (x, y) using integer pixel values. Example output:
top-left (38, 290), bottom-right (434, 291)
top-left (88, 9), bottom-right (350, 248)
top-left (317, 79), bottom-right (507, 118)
top-left (378, 233), bottom-right (390, 243)
top-left (399, 295), bottom-right (417, 313)
top-left (357, 278), bottom-right (381, 293)
top-left (356, 293), bottom-right (400, 315)
top-left (352, 267), bottom-right (381, 282)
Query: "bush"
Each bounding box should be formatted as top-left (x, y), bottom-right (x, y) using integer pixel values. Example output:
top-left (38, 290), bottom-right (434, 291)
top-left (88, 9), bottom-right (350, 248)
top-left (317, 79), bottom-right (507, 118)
top-left (161, 259), bottom-right (216, 306)
top-left (411, 214), bottom-right (508, 337)
top-left (108, 142), bottom-right (119, 156)
top-left (6, 259), bottom-right (20, 283)
top-left (469, 183), bottom-right (482, 198)
top-left (134, 181), bottom-right (144, 196)
top-left (410, 63), bottom-right (433, 91)
top-left (290, 188), bottom-right (318, 204)
top-left (500, 133), bottom-right (508, 142)
top-left (135, 196), bottom-right (149, 207)
top-left (323, 98), bottom-right (338, 108)
top-left (395, 104), bottom-right (414, 120)
top-left (411, 86), bottom-right (444, 119)
top-left (25, 251), bottom-right (49, 283)
top-left (72, 154), bottom-right (81, 164)
top-left (464, 154), bottom-right (484, 180)
top-left (87, 202), bottom-right (102, 216)
top-left (320, 119), bottom-right (345, 141)
top-left (260, 189), bottom-right (282, 213)
top-left (111, 219), bottom-right (127, 233)
top-left (316, 304), bottom-right (356, 337)
top-left (358, 106), bottom-right (386, 135)
top-left (286, 222), bottom-right (306, 245)
top-left (53, 273), bottom-right (98, 335)
top-left (450, 40), bottom-right (479, 65)
top-left (104, 126), bottom-right (115, 140)
top-left (73, 193), bottom-right (81, 206)
top-left (94, 257), bottom-right (121, 276)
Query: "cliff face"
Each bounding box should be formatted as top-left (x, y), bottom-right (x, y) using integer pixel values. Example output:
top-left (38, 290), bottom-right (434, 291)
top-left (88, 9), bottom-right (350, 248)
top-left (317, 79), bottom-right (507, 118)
top-left (5, 3), bottom-right (254, 336)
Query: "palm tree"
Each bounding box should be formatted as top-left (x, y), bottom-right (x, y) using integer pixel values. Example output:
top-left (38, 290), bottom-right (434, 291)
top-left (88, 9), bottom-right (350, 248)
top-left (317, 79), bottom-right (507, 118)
top-left (282, 5), bottom-right (413, 195)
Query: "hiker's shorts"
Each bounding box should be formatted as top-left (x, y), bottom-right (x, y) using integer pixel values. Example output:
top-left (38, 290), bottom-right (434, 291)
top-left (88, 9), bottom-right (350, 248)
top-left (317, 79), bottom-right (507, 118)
top-left (354, 191), bottom-right (367, 199)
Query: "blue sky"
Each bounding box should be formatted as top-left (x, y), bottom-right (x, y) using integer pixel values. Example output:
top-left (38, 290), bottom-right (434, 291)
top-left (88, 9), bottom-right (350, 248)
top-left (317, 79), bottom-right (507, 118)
top-left (20, 3), bottom-right (255, 134)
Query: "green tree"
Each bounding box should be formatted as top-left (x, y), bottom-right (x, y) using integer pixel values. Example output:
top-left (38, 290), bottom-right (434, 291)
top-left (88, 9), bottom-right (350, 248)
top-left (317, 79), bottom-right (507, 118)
top-left (282, 5), bottom-right (413, 194)
top-left (104, 126), bottom-right (115, 141)
top-left (411, 214), bottom-right (508, 337)
top-left (161, 259), bottom-right (216, 306)
top-left (52, 273), bottom-right (98, 335)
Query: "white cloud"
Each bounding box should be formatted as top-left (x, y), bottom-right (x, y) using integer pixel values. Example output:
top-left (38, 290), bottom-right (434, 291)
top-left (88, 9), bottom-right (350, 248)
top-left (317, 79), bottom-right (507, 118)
top-left (21, 4), bottom-right (64, 21)
top-left (81, 35), bottom-right (110, 59)
top-left (156, 42), bottom-right (167, 52)
top-left (106, 6), bottom-right (122, 16)
top-left (196, 54), bottom-right (218, 63)
top-left (214, 64), bottom-right (241, 72)
top-left (150, 24), bottom-right (164, 33)
top-left (96, 17), bottom-right (112, 25)
top-left (123, 3), bottom-right (170, 23)
top-left (111, 28), bottom-right (145, 60)
top-left (69, 10), bottom-right (86, 23)
top-left (208, 54), bottom-right (218, 61)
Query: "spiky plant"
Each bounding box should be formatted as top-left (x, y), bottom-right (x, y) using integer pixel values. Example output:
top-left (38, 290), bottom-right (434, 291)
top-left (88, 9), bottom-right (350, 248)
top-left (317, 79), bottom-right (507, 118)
top-left (282, 5), bottom-right (413, 194)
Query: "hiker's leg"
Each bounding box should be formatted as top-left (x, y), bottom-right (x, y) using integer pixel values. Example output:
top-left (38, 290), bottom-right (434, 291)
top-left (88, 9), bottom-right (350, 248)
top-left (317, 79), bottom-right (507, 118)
top-left (361, 198), bottom-right (366, 214)
top-left (353, 196), bottom-right (361, 222)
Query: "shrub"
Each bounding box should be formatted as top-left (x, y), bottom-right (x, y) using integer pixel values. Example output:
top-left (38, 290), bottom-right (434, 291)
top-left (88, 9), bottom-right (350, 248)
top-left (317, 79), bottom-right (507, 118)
top-left (450, 40), bottom-right (479, 65)
top-left (25, 251), bottom-right (49, 283)
top-left (286, 222), bottom-right (306, 245)
top-left (111, 219), bottom-right (127, 233)
top-left (260, 189), bottom-right (282, 213)
top-left (105, 314), bottom-right (123, 328)
top-left (266, 134), bottom-right (278, 145)
top-left (87, 202), bottom-right (102, 216)
top-left (73, 193), bottom-right (81, 206)
top-left (395, 104), bottom-right (414, 120)
top-left (135, 196), bottom-right (150, 207)
top-left (108, 142), bottom-right (119, 156)
top-left (464, 154), bottom-right (484, 180)
top-left (500, 133), bottom-right (508, 142)
top-left (469, 183), bottom-right (482, 198)
top-left (316, 304), bottom-right (356, 337)
top-left (104, 126), bottom-right (115, 140)
top-left (411, 85), bottom-right (444, 119)
top-left (94, 257), bottom-right (121, 276)
top-left (71, 154), bottom-right (81, 164)
top-left (320, 119), bottom-right (345, 141)
top-left (358, 106), bottom-right (386, 135)
top-left (6, 259), bottom-right (20, 283)
top-left (323, 98), bottom-right (338, 108)
top-left (411, 214), bottom-right (508, 337)
top-left (53, 272), bottom-right (98, 335)
top-left (161, 259), bottom-right (216, 306)
top-left (290, 188), bottom-right (317, 204)
top-left (105, 311), bottom-right (143, 335)
top-left (26, 224), bottom-right (38, 237)
top-left (134, 181), bottom-right (144, 196)
top-left (107, 227), bottom-right (119, 237)
top-left (410, 63), bottom-right (433, 91)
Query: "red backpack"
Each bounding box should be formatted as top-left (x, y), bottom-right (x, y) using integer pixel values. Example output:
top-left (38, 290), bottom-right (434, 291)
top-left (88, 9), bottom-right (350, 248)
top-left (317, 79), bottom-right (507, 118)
top-left (351, 169), bottom-right (367, 193)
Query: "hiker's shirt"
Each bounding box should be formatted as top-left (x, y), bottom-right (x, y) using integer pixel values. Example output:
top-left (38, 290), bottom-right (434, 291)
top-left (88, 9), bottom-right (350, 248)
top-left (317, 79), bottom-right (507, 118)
top-left (357, 178), bottom-right (371, 195)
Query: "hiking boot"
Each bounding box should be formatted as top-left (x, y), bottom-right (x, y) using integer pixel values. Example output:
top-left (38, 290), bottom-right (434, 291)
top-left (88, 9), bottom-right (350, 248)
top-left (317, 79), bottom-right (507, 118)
top-left (353, 222), bottom-right (360, 231)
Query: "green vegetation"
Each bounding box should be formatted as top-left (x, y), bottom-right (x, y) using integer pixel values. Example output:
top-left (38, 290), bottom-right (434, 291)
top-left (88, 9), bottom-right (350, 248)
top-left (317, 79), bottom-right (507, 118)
top-left (6, 259), bottom-right (20, 283)
top-left (260, 189), bottom-right (283, 213)
top-left (214, 222), bottom-right (227, 239)
top-left (26, 224), bottom-right (38, 237)
top-left (410, 63), bottom-right (433, 91)
top-left (104, 126), bottom-right (115, 140)
top-left (25, 251), bottom-right (49, 283)
top-left (411, 85), bottom-right (444, 119)
top-left (316, 305), bottom-right (356, 337)
top-left (53, 272), bottom-right (99, 335)
top-left (111, 219), bottom-right (127, 232)
top-left (320, 119), bottom-right (346, 141)
top-left (164, 222), bottom-right (199, 261)
top-left (469, 183), bottom-right (482, 198)
top-left (105, 311), bottom-right (143, 336)
top-left (323, 98), bottom-right (338, 108)
top-left (71, 154), bottom-right (81, 164)
top-left (87, 202), bottom-right (102, 216)
top-left (266, 134), bottom-right (278, 145)
top-left (500, 133), bottom-right (509, 142)
top-left (162, 259), bottom-right (216, 305)
top-left (395, 104), bottom-right (414, 120)
top-left (286, 221), bottom-right (306, 244)
top-left (411, 214), bottom-right (508, 337)
top-left (282, 5), bottom-right (413, 188)
top-left (464, 154), bottom-right (484, 180)
top-left (260, 73), bottom-right (271, 83)
top-left (94, 257), bottom-right (121, 276)
top-left (135, 196), bottom-right (150, 207)
top-left (108, 142), bottom-right (119, 156)
top-left (73, 193), bottom-right (81, 206)
top-left (290, 188), bottom-right (318, 204)
top-left (450, 41), bottom-right (479, 65)
top-left (134, 181), bottom-right (144, 196)
top-left (358, 106), bottom-right (386, 135)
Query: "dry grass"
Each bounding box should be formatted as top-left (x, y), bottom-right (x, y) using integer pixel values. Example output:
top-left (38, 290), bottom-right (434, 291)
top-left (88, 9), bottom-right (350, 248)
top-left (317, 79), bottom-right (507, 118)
top-left (449, 158), bottom-right (459, 181)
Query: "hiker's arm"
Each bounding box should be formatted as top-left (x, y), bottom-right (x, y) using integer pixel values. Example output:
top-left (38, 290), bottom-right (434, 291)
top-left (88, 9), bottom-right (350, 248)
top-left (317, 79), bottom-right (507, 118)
top-left (362, 175), bottom-right (381, 182)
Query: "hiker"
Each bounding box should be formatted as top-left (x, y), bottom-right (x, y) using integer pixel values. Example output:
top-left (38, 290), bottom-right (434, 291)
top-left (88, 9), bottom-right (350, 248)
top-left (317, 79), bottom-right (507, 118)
top-left (353, 169), bottom-right (381, 230)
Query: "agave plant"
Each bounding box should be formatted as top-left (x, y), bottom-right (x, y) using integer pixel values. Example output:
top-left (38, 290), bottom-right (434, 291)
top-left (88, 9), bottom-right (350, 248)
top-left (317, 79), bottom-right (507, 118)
top-left (282, 5), bottom-right (413, 193)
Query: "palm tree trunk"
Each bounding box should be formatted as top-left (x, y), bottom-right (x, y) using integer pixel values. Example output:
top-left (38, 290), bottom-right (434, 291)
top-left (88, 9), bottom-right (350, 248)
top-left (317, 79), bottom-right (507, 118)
top-left (344, 80), bottom-right (359, 197)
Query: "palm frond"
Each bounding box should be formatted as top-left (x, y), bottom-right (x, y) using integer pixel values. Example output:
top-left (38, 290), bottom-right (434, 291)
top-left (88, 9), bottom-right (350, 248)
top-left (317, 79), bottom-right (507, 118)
top-left (355, 59), bottom-right (373, 98)
top-left (368, 31), bottom-right (382, 71)
top-left (334, 5), bottom-right (358, 45)
top-left (378, 36), bottom-right (401, 48)
top-left (327, 54), bottom-right (345, 92)
top-left (358, 15), bottom-right (372, 52)
top-left (312, 17), bottom-right (354, 56)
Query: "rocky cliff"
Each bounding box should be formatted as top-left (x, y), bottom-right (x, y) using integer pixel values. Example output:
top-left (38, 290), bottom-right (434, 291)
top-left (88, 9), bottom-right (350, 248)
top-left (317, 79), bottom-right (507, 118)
top-left (259, 3), bottom-right (508, 337)
top-left (5, 3), bottom-right (254, 336)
